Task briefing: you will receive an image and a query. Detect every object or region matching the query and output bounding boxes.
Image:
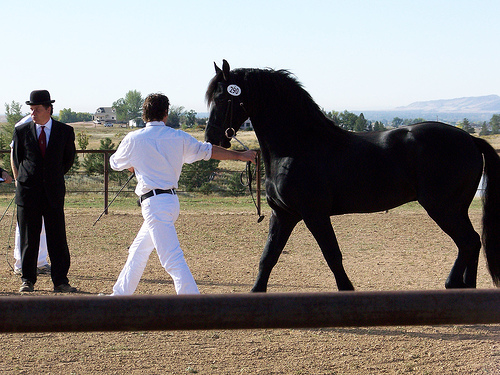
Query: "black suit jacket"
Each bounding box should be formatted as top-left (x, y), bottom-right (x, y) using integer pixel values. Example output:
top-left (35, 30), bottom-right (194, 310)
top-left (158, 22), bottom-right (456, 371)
top-left (12, 119), bottom-right (75, 207)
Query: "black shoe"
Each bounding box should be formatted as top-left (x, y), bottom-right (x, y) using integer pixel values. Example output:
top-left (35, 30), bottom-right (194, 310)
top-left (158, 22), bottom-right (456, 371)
top-left (54, 283), bottom-right (77, 293)
top-left (19, 281), bottom-right (34, 293)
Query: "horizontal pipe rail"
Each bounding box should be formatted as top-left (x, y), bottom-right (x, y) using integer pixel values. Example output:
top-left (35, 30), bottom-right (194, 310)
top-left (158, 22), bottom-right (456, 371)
top-left (0, 290), bottom-right (499, 333)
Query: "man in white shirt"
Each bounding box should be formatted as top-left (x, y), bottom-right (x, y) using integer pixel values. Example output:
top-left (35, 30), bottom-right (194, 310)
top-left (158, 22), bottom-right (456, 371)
top-left (109, 93), bottom-right (257, 295)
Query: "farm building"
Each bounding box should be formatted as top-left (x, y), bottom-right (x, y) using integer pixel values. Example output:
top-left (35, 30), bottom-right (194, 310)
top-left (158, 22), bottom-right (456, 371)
top-left (129, 118), bottom-right (145, 128)
top-left (93, 107), bottom-right (116, 124)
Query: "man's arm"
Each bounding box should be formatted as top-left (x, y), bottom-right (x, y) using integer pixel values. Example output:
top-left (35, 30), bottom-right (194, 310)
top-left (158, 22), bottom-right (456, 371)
top-left (210, 145), bottom-right (257, 163)
top-left (10, 148), bottom-right (18, 182)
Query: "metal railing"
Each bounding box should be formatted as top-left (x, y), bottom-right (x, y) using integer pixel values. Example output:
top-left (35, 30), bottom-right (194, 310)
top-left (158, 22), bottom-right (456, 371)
top-left (0, 150), bottom-right (262, 214)
top-left (0, 149), bottom-right (116, 212)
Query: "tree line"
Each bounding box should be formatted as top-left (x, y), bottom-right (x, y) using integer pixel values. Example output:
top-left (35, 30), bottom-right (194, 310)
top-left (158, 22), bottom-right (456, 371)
top-left (324, 110), bottom-right (386, 132)
top-left (3, 90), bottom-right (206, 131)
top-left (4, 92), bottom-right (500, 136)
top-left (323, 109), bottom-right (500, 135)
top-left (110, 90), bottom-right (204, 129)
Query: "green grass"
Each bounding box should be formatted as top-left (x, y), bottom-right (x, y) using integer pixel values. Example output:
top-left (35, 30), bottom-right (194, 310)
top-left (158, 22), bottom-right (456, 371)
top-left (387, 198), bottom-right (484, 212)
top-left (0, 193), bottom-right (485, 216)
top-left (0, 192), bottom-right (265, 212)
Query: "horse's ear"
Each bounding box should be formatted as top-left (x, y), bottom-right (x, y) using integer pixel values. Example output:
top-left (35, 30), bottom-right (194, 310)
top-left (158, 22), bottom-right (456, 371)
top-left (222, 59), bottom-right (230, 81)
top-left (214, 62), bottom-right (222, 75)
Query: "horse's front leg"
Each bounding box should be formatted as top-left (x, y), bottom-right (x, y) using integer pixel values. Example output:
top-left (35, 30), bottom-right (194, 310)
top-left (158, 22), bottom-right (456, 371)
top-left (251, 210), bottom-right (299, 292)
top-left (303, 215), bottom-right (354, 291)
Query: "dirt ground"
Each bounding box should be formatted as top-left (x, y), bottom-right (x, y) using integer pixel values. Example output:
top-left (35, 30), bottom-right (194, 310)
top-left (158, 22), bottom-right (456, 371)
top-left (0, 200), bottom-right (498, 374)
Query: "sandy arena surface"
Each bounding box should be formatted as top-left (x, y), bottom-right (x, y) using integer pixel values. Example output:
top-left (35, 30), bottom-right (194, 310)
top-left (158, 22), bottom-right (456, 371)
top-left (0, 202), bottom-right (498, 374)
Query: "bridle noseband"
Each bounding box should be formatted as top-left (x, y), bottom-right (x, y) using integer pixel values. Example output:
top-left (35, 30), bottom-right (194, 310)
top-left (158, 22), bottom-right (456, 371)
top-left (223, 100), bottom-right (248, 140)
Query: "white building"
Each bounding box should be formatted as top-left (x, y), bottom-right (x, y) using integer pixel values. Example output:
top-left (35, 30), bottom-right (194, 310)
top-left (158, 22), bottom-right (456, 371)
top-left (129, 118), bottom-right (145, 128)
top-left (93, 107), bottom-right (116, 124)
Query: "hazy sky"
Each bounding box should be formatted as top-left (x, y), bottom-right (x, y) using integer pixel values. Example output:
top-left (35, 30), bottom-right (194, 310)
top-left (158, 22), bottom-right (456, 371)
top-left (2, 0), bottom-right (499, 115)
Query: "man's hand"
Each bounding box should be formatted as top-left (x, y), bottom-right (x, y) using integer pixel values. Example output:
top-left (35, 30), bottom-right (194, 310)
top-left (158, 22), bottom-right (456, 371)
top-left (240, 150), bottom-right (258, 164)
top-left (1, 170), bottom-right (13, 183)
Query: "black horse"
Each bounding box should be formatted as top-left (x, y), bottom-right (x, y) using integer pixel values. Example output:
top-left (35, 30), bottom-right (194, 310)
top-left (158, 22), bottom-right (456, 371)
top-left (205, 60), bottom-right (500, 291)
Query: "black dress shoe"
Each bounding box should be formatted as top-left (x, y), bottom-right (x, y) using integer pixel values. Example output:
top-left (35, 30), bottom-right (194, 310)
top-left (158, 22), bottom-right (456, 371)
top-left (54, 283), bottom-right (77, 293)
top-left (19, 281), bottom-right (34, 293)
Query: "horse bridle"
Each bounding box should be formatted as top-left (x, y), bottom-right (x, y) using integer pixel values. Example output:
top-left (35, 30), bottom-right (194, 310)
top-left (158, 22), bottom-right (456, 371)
top-left (209, 85), bottom-right (263, 222)
top-left (223, 100), bottom-right (249, 139)
top-left (218, 84), bottom-right (249, 140)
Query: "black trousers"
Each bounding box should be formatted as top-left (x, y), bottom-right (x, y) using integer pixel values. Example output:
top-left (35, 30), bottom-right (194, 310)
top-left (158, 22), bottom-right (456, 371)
top-left (17, 195), bottom-right (70, 286)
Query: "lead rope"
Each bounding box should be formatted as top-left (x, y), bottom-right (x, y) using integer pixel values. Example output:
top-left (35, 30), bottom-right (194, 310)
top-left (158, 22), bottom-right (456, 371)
top-left (0, 196), bottom-right (17, 272)
top-left (232, 135), bottom-right (264, 223)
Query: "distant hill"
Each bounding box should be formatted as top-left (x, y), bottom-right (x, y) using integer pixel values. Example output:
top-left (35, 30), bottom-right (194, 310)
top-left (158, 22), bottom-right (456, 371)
top-left (396, 95), bottom-right (500, 113)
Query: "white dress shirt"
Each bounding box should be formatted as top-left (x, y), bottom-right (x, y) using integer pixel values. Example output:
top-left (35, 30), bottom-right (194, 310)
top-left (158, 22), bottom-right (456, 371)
top-left (110, 121), bottom-right (213, 195)
top-left (36, 118), bottom-right (52, 145)
top-left (10, 116), bottom-right (52, 148)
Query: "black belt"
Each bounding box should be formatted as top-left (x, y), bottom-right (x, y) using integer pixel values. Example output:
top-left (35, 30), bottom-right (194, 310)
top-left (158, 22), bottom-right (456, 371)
top-left (140, 188), bottom-right (176, 203)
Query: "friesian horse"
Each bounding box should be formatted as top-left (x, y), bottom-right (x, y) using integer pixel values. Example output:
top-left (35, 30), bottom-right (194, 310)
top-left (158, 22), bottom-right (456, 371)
top-left (205, 60), bottom-right (500, 291)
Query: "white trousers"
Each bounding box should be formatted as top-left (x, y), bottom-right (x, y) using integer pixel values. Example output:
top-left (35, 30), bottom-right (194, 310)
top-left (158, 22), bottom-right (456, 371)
top-left (14, 219), bottom-right (49, 270)
top-left (111, 193), bottom-right (199, 295)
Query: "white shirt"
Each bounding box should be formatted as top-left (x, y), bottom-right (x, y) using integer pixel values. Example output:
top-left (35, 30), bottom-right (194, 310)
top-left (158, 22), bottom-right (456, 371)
top-left (15, 115), bottom-right (32, 127)
top-left (10, 116), bottom-right (53, 148)
top-left (36, 118), bottom-right (52, 145)
top-left (110, 121), bottom-right (213, 195)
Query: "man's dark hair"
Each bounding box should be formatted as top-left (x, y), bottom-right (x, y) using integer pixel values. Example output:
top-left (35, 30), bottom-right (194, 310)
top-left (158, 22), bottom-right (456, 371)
top-left (142, 93), bottom-right (169, 122)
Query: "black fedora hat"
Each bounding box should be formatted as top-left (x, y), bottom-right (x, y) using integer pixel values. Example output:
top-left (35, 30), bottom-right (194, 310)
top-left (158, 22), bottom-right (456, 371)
top-left (26, 90), bottom-right (55, 105)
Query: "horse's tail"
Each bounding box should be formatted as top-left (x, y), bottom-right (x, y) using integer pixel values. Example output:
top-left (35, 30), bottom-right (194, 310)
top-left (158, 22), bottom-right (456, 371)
top-left (475, 137), bottom-right (500, 286)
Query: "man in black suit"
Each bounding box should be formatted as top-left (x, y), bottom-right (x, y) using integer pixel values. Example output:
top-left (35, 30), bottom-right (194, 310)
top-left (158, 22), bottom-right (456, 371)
top-left (11, 90), bottom-right (77, 293)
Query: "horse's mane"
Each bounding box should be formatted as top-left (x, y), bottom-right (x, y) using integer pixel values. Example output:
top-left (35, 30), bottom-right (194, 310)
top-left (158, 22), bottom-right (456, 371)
top-left (206, 67), bottom-right (340, 133)
top-left (205, 70), bottom-right (223, 106)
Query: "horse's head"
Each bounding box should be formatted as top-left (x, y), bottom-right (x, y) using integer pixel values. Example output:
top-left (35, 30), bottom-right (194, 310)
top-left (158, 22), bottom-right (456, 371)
top-left (205, 60), bottom-right (249, 148)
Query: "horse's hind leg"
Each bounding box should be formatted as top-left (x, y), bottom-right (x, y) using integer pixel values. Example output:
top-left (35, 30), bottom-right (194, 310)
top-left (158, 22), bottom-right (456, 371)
top-left (251, 210), bottom-right (300, 292)
top-left (303, 215), bottom-right (354, 291)
top-left (463, 245), bottom-right (480, 287)
top-left (425, 210), bottom-right (481, 288)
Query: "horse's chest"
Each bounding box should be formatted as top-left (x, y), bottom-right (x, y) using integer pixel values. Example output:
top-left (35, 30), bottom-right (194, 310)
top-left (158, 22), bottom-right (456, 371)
top-left (267, 158), bottom-right (299, 185)
top-left (265, 158), bottom-right (314, 201)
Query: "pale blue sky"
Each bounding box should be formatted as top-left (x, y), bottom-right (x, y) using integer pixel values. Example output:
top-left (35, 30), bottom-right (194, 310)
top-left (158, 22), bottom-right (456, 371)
top-left (1, 0), bottom-right (499, 115)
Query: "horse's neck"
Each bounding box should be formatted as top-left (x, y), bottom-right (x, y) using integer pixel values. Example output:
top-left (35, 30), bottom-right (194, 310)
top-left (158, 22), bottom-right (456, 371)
top-left (250, 114), bottom-right (314, 181)
top-left (250, 112), bottom-right (352, 175)
top-left (251, 111), bottom-right (342, 152)
top-left (251, 115), bottom-right (296, 154)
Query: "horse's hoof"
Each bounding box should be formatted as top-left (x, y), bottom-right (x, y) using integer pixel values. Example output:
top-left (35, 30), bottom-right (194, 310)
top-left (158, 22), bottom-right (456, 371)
top-left (337, 281), bottom-right (355, 291)
top-left (250, 287), bottom-right (267, 293)
top-left (445, 279), bottom-right (472, 289)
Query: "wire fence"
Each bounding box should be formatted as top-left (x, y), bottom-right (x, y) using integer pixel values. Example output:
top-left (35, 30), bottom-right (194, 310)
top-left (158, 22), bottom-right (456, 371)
top-left (0, 150), bottom-right (263, 212)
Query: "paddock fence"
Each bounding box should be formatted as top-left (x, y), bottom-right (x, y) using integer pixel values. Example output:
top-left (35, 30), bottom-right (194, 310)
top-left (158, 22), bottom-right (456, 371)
top-left (0, 150), bottom-right (262, 213)
top-left (0, 290), bottom-right (499, 333)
